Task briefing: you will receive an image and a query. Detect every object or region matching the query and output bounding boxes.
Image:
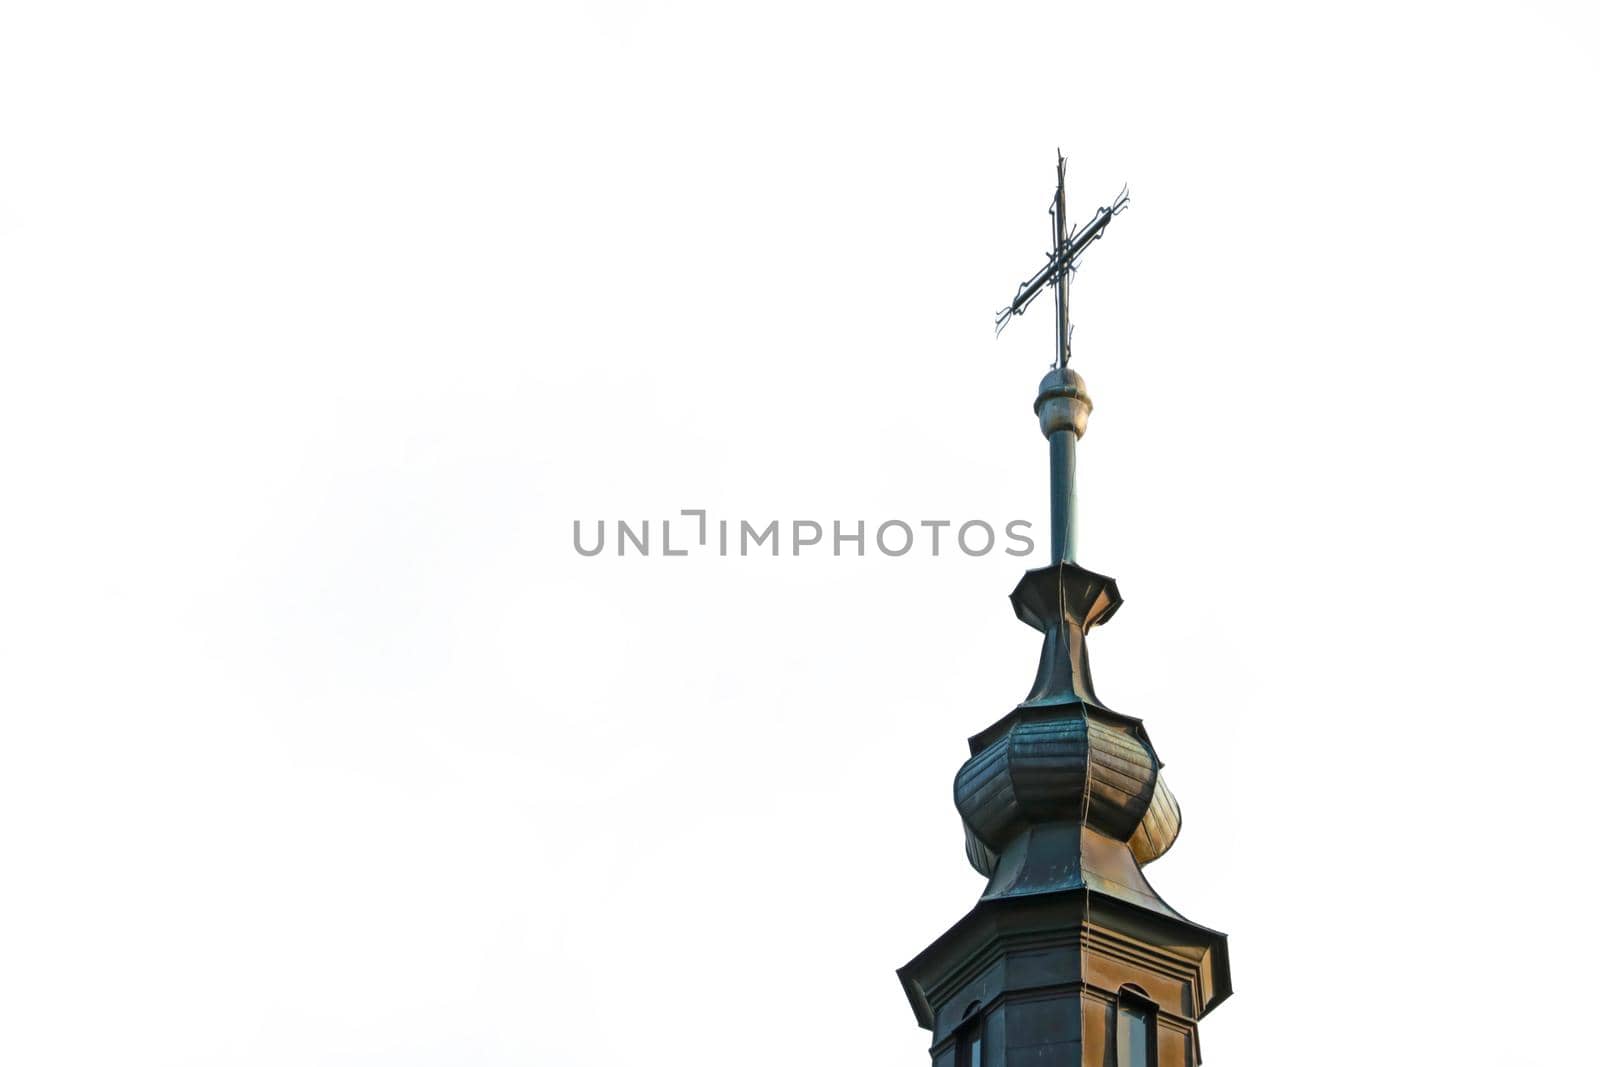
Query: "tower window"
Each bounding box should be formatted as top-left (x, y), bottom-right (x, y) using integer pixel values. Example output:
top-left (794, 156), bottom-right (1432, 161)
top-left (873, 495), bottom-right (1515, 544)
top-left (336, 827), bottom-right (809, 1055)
top-left (957, 1024), bottom-right (981, 1067)
top-left (956, 1003), bottom-right (983, 1067)
top-left (1116, 987), bottom-right (1157, 1067)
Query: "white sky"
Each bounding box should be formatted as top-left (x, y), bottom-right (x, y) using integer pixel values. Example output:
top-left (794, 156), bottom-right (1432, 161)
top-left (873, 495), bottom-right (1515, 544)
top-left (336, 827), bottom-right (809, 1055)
top-left (3, 2), bottom-right (1598, 1064)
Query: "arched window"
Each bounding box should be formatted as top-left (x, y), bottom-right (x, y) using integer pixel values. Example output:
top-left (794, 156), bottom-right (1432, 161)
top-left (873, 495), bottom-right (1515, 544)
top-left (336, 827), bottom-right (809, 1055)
top-left (1116, 986), bottom-right (1157, 1067)
top-left (956, 1001), bottom-right (983, 1067)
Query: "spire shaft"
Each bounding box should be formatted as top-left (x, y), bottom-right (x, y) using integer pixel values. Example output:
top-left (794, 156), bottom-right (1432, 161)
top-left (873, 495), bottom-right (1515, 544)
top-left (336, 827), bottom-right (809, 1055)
top-left (1048, 429), bottom-right (1076, 563)
top-left (1036, 367), bottom-right (1091, 565)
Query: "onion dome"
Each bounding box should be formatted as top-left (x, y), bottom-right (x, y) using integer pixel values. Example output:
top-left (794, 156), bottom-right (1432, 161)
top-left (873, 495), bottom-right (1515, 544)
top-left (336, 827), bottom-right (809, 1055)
top-left (955, 701), bottom-right (1183, 889)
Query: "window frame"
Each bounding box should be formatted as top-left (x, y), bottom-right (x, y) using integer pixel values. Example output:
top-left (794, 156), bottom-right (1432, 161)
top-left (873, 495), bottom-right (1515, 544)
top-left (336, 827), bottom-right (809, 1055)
top-left (1115, 985), bottom-right (1159, 1067)
top-left (955, 1002), bottom-right (984, 1067)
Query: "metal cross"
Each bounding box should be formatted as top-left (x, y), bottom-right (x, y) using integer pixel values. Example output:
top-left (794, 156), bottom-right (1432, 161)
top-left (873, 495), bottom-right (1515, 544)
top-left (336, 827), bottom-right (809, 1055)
top-left (995, 152), bottom-right (1130, 370)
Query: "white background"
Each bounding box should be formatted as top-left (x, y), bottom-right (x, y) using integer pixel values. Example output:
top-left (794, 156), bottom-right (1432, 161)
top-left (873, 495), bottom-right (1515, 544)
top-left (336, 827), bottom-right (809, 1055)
top-left (3, 2), bottom-right (1598, 1064)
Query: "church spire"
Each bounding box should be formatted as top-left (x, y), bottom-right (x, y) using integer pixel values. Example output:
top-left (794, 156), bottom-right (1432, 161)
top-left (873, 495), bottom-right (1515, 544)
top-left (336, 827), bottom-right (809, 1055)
top-left (898, 157), bottom-right (1231, 1067)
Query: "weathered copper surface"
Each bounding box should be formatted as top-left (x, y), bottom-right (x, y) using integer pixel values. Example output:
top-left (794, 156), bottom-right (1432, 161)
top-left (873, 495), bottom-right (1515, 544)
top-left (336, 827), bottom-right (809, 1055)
top-left (898, 892), bottom-right (1230, 1066)
top-left (1010, 561), bottom-right (1120, 706)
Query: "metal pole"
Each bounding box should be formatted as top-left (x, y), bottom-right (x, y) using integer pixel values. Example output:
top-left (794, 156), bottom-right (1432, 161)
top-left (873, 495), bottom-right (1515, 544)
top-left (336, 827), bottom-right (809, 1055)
top-left (1048, 428), bottom-right (1076, 563)
top-left (1049, 154), bottom-right (1076, 563)
top-left (1053, 155), bottom-right (1069, 371)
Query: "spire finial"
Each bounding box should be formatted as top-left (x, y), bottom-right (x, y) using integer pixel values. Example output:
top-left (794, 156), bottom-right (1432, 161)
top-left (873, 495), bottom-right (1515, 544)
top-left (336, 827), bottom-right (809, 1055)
top-left (995, 155), bottom-right (1130, 563)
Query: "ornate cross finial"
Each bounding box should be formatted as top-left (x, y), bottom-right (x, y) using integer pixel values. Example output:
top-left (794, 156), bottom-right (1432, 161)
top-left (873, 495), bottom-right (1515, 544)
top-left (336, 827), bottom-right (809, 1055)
top-left (995, 151), bottom-right (1130, 371)
top-left (995, 155), bottom-right (1131, 566)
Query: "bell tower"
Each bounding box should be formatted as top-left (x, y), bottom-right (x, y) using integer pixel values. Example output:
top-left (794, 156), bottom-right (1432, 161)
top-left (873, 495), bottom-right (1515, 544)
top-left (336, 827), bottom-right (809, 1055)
top-left (897, 160), bottom-right (1231, 1067)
